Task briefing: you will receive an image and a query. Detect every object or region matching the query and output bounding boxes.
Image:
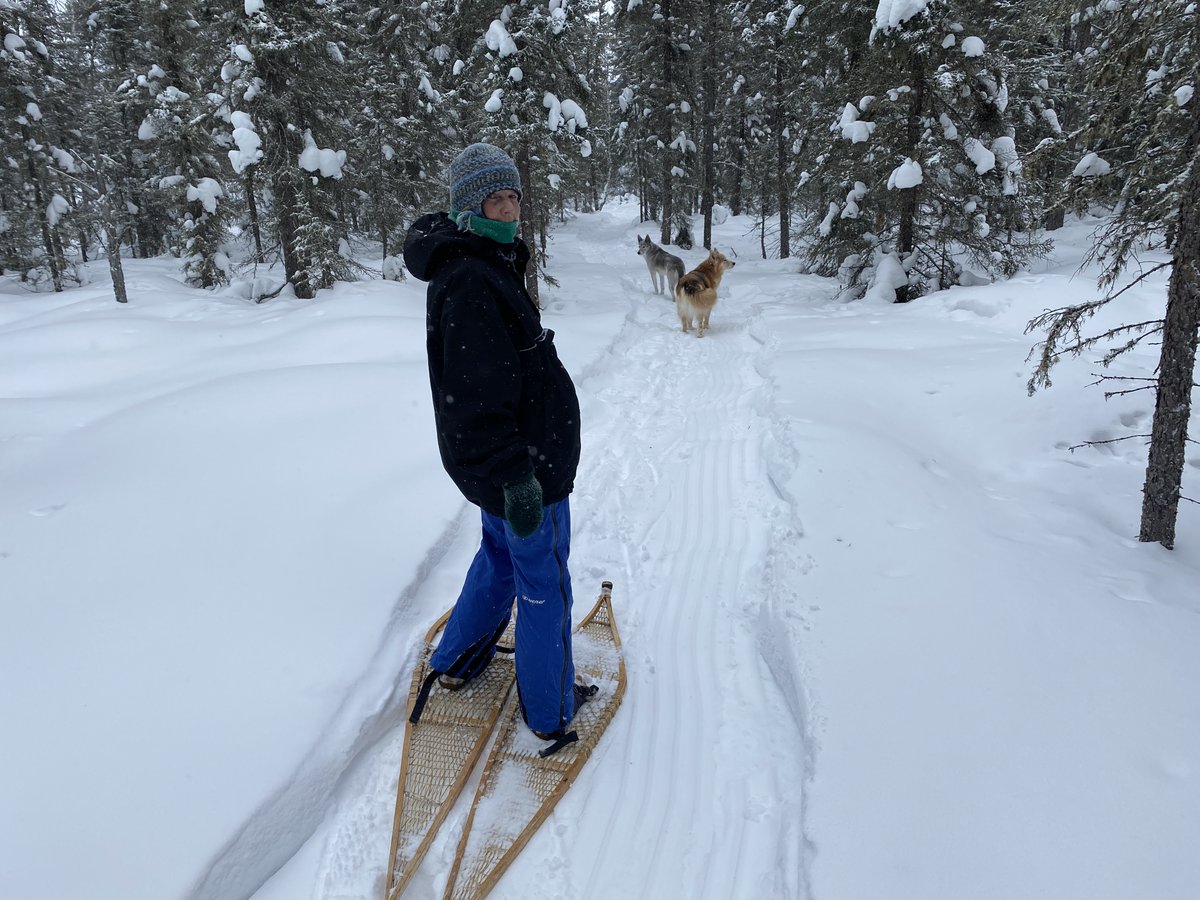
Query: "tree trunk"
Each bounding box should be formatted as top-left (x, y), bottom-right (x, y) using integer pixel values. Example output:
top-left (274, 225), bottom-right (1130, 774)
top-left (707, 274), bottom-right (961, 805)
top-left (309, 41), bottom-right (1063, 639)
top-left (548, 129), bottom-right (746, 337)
top-left (774, 59), bottom-right (790, 259)
top-left (636, 141), bottom-right (646, 222)
top-left (515, 145), bottom-right (540, 307)
top-left (105, 225), bottom-right (129, 304)
top-left (731, 117), bottom-right (746, 216)
top-left (123, 144), bottom-right (155, 258)
top-left (93, 142), bottom-right (128, 304)
top-left (1043, 203), bottom-right (1066, 231)
top-left (1139, 106), bottom-right (1200, 549)
top-left (245, 170), bottom-right (264, 263)
top-left (699, 3), bottom-right (717, 249)
top-left (268, 103), bottom-right (312, 298)
top-left (760, 192), bottom-right (767, 260)
top-left (659, 0), bottom-right (673, 246)
top-left (261, 57), bottom-right (312, 298)
top-left (49, 227), bottom-right (68, 282)
top-left (894, 49), bottom-right (925, 303)
top-left (22, 136), bottom-right (63, 292)
top-left (661, 154), bottom-right (674, 246)
top-left (273, 165), bottom-right (311, 298)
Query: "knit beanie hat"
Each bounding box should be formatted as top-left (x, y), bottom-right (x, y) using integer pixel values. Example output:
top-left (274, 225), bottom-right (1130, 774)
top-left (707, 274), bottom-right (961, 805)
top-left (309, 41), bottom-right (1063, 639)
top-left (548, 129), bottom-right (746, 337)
top-left (449, 143), bottom-right (522, 216)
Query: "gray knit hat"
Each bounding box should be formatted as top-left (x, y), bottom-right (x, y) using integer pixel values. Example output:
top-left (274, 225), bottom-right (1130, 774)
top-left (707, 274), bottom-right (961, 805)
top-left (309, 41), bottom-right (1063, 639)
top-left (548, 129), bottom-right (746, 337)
top-left (449, 143), bottom-right (522, 215)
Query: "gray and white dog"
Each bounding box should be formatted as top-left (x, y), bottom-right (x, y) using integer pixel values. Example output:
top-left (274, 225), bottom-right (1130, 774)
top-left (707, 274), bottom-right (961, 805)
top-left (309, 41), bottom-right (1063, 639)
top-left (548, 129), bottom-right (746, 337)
top-left (636, 234), bottom-right (686, 297)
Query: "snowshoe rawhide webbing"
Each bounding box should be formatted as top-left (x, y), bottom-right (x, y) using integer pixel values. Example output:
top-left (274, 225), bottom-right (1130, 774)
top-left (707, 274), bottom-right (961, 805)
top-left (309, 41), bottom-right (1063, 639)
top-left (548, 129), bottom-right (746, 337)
top-left (384, 609), bottom-right (516, 900)
top-left (443, 581), bottom-right (626, 900)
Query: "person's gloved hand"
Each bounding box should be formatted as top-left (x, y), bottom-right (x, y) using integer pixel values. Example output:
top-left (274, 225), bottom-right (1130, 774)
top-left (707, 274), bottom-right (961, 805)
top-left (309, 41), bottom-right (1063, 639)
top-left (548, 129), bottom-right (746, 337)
top-left (503, 473), bottom-right (544, 538)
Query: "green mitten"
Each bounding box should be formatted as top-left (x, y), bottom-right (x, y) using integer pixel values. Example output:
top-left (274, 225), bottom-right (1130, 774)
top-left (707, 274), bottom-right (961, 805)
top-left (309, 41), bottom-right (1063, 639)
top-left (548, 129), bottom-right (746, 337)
top-left (503, 473), bottom-right (544, 538)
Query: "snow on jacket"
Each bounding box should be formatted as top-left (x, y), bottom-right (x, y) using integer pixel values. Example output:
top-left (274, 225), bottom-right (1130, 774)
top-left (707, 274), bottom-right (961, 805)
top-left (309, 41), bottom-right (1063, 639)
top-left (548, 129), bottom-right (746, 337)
top-left (403, 212), bottom-right (581, 518)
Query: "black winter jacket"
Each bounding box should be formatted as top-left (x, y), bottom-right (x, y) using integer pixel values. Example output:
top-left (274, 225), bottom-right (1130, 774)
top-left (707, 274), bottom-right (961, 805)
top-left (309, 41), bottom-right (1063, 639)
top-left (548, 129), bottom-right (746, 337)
top-left (403, 212), bottom-right (581, 517)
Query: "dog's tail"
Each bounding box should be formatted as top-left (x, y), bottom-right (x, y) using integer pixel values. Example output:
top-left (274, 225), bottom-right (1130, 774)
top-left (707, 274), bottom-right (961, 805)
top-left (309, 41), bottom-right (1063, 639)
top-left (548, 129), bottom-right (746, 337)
top-left (677, 275), bottom-right (705, 296)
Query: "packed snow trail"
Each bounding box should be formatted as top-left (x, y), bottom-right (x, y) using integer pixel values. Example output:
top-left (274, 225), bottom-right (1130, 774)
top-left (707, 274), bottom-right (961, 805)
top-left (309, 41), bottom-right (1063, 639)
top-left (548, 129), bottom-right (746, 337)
top-left (557, 266), bottom-right (810, 899)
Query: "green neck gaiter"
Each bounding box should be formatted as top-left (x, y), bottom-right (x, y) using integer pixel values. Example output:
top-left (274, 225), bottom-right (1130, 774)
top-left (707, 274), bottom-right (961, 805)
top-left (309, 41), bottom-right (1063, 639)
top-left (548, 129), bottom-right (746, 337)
top-left (450, 209), bottom-right (520, 244)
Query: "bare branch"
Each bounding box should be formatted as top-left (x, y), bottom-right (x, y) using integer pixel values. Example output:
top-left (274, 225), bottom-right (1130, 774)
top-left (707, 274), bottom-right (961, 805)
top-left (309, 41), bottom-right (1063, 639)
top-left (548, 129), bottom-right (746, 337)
top-left (1090, 374), bottom-right (1157, 384)
top-left (1067, 434), bottom-right (1150, 452)
top-left (1087, 372), bottom-right (1157, 396)
top-left (1099, 260), bottom-right (1172, 304)
top-left (1102, 385), bottom-right (1158, 398)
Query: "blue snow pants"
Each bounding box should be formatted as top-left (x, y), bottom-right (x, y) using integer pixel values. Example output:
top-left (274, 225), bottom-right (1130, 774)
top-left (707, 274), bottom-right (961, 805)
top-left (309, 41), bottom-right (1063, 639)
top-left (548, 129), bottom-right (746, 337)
top-left (430, 497), bottom-right (577, 735)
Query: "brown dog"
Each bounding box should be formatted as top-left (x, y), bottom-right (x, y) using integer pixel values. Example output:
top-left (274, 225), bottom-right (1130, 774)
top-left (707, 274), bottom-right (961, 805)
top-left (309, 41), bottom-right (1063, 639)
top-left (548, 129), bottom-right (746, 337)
top-left (674, 248), bottom-right (735, 337)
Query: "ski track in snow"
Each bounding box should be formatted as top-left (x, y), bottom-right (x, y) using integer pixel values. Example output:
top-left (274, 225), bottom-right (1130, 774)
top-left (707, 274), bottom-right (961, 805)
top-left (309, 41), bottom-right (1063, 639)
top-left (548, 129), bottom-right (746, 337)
top-left (242, 213), bottom-right (818, 900)
top-left (528, 220), bottom-right (813, 899)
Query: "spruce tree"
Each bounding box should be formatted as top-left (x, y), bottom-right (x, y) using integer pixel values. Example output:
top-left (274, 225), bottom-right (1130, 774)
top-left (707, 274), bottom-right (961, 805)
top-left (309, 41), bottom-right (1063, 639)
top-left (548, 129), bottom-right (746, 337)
top-left (1, 1), bottom-right (72, 289)
top-left (804, 0), bottom-right (1052, 301)
top-left (448, 0), bottom-right (595, 302)
top-left (1028, 0), bottom-right (1199, 548)
top-left (136, 0), bottom-right (232, 288)
top-left (354, 2), bottom-right (453, 265)
top-left (695, 0), bottom-right (723, 249)
top-left (60, 0), bottom-right (141, 301)
top-left (75, 0), bottom-right (169, 259)
top-left (568, 7), bottom-right (609, 216)
top-left (612, 0), bottom-right (699, 247)
top-left (221, 0), bottom-right (361, 300)
top-left (608, 1), bottom-right (657, 220)
top-left (737, 0), bottom-right (811, 258)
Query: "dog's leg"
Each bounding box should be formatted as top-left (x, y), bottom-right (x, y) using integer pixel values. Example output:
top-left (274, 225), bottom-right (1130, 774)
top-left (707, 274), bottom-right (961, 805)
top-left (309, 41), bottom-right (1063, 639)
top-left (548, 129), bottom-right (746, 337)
top-left (675, 295), bottom-right (689, 332)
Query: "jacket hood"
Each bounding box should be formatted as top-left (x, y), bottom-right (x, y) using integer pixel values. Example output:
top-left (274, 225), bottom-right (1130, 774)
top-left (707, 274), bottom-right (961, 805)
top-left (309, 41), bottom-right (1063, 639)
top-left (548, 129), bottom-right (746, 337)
top-left (403, 212), bottom-right (529, 282)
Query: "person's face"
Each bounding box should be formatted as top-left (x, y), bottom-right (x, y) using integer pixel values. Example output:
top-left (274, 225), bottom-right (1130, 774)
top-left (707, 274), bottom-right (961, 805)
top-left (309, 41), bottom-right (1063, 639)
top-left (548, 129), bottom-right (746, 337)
top-left (482, 190), bottom-right (520, 223)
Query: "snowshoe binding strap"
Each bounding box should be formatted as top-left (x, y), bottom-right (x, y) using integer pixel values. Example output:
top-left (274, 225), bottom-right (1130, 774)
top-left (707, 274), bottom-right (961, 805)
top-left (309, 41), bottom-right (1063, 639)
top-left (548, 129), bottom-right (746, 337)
top-left (535, 684), bottom-right (600, 757)
top-left (537, 730), bottom-right (579, 759)
top-left (409, 669), bottom-right (442, 724)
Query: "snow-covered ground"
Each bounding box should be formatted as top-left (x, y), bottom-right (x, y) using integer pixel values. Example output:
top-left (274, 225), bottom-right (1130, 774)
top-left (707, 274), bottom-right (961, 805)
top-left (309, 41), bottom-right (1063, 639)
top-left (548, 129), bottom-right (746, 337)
top-left (2, 202), bottom-right (1198, 900)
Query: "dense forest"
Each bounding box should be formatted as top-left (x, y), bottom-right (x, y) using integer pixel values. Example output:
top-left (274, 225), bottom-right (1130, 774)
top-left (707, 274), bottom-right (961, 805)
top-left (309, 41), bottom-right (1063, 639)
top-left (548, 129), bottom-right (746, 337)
top-left (2, 0), bottom-right (1196, 544)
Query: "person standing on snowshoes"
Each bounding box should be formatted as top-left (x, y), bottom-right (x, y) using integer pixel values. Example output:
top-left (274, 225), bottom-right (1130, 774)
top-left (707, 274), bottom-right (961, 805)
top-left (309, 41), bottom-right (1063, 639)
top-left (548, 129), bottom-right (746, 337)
top-left (402, 143), bottom-right (595, 741)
